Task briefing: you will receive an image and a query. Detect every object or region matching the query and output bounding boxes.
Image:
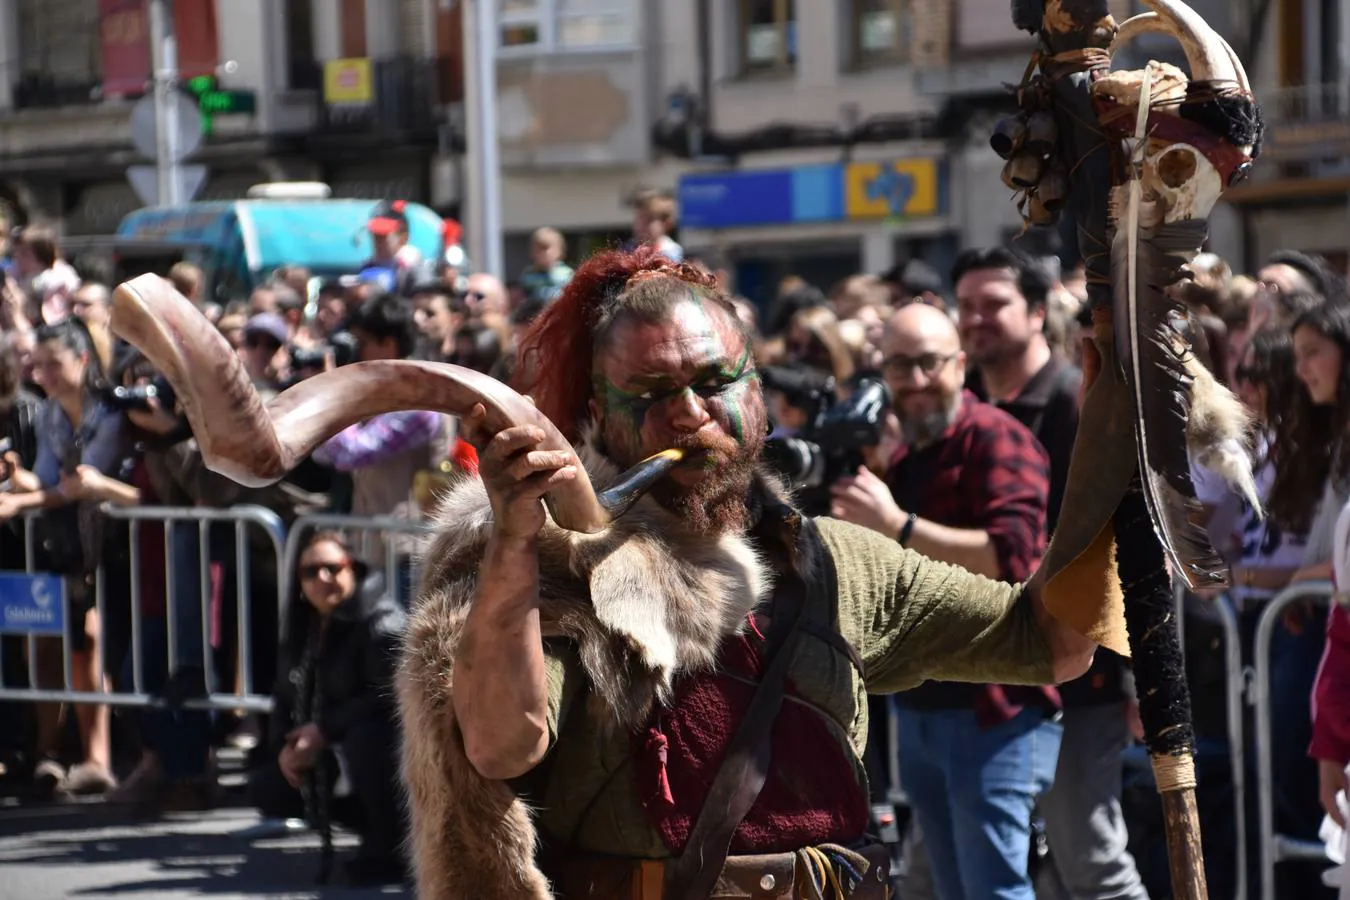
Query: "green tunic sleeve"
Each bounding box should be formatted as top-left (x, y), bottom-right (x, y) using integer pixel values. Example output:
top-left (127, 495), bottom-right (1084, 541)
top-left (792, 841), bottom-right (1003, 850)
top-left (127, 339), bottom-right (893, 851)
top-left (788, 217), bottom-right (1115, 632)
top-left (815, 516), bottom-right (1055, 694)
top-left (542, 638), bottom-right (583, 743)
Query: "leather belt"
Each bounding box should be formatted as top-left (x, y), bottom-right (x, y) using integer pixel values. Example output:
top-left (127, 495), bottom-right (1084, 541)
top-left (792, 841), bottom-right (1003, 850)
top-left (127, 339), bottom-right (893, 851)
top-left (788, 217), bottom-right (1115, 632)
top-left (553, 844), bottom-right (891, 900)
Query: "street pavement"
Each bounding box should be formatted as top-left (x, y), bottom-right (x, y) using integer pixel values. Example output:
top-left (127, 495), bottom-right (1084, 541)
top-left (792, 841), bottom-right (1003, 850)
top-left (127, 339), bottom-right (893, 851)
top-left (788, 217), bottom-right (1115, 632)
top-left (0, 796), bottom-right (410, 899)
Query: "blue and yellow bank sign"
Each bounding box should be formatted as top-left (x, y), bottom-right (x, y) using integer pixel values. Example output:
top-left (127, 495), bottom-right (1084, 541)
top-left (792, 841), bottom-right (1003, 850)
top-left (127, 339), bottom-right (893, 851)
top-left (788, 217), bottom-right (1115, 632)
top-left (679, 157), bottom-right (947, 229)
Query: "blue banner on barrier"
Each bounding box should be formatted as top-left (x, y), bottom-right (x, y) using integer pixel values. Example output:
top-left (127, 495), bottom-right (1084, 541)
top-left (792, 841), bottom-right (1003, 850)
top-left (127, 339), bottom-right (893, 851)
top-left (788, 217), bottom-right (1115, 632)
top-left (0, 573), bottom-right (65, 636)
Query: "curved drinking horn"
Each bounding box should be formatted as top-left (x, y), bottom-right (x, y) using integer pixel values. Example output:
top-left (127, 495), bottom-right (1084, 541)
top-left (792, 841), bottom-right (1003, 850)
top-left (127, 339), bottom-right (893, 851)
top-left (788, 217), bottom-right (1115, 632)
top-left (1113, 12), bottom-right (1251, 94)
top-left (1135, 0), bottom-right (1239, 87)
top-left (110, 275), bottom-right (683, 534)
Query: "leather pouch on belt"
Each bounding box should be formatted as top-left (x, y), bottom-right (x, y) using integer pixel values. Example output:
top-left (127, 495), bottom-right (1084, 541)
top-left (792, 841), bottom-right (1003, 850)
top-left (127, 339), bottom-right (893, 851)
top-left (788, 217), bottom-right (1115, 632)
top-left (1037, 313), bottom-right (1133, 658)
top-left (712, 845), bottom-right (891, 899)
top-left (710, 853), bottom-right (796, 898)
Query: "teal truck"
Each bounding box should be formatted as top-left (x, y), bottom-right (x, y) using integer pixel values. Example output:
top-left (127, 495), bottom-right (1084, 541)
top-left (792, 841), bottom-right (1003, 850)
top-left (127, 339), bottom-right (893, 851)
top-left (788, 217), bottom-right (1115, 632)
top-left (64, 186), bottom-right (445, 304)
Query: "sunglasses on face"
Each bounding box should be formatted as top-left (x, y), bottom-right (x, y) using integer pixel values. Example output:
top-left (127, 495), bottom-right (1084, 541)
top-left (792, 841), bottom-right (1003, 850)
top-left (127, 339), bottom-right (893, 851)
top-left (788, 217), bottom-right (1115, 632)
top-left (300, 561), bottom-right (349, 581)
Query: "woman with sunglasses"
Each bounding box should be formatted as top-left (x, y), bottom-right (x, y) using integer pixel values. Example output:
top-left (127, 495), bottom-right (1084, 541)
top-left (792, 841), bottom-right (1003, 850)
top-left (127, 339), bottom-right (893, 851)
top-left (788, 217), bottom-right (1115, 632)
top-left (249, 531), bottom-right (408, 886)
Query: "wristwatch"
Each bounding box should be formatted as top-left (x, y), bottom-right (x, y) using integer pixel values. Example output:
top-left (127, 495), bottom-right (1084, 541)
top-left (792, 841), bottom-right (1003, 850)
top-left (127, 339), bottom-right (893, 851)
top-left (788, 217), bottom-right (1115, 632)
top-left (898, 512), bottom-right (918, 548)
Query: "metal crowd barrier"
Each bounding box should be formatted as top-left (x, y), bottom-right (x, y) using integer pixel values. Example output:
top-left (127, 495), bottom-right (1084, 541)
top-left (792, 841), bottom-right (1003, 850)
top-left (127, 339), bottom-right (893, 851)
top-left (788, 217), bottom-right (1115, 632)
top-left (0, 505), bottom-right (436, 715)
top-left (1252, 580), bottom-right (1335, 900)
top-left (1213, 592), bottom-right (1248, 900)
top-left (0, 505), bottom-right (286, 712)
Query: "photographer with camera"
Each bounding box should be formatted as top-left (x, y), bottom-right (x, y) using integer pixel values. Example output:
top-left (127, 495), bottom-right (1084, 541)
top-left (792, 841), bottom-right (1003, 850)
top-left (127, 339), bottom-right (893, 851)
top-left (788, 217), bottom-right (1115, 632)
top-left (99, 348), bottom-right (234, 809)
top-left (828, 302), bottom-right (1058, 900)
top-left (0, 318), bottom-right (138, 798)
top-left (760, 364), bottom-right (894, 517)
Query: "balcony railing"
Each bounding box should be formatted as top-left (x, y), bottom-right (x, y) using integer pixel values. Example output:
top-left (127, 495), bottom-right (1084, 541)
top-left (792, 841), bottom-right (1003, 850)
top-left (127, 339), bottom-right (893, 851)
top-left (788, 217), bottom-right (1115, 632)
top-left (309, 55), bottom-right (461, 137)
top-left (12, 72), bottom-right (104, 110)
top-left (1259, 81), bottom-right (1350, 165)
top-left (1262, 81), bottom-right (1350, 125)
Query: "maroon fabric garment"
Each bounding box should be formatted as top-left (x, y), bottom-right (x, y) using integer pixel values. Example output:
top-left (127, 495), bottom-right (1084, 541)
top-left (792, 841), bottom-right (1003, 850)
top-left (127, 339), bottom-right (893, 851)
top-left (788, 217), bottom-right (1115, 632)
top-left (884, 391), bottom-right (1060, 727)
top-left (131, 459), bottom-right (168, 618)
top-left (129, 457), bottom-right (225, 633)
top-left (631, 617), bottom-right (869, 854)
top-left (1311, 602), bottom-right (1350, 764)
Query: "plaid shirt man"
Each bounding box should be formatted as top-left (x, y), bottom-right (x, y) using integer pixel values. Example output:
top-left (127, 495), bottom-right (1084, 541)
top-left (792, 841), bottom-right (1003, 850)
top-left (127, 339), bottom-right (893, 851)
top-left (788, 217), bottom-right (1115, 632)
top-left (885, 389), bottom-right (1059, 727)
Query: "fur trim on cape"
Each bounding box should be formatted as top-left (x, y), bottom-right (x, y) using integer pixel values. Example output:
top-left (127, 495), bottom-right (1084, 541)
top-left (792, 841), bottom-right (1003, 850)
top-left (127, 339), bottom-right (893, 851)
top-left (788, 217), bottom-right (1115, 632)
top-left (397, 441), bottom-right (777, 899)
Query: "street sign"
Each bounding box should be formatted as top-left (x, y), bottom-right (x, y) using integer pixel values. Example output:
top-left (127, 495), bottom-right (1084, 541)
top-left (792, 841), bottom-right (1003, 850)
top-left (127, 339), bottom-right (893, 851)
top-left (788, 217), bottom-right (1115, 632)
top-left (130, 91), bottom-right (202, 162)
top-left (0, 572), bottom-right (65, 636)
top-left (128, 163), bottom-right (208, 207)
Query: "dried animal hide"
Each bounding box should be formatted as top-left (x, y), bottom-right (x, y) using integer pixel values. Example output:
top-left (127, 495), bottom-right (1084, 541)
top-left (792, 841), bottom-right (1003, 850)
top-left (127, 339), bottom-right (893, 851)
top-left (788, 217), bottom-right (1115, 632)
top-left (397, 439), bottom-right (774, 900)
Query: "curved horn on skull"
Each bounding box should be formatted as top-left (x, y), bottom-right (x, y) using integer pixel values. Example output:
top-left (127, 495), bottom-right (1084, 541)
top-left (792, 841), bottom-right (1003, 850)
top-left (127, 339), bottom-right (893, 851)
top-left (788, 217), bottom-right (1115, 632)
top-left (1113, 12), bottom-right (1250, 93)
top-left (110, 275), bottom-right (679, 534)
top-left (1135, 0), bottom-right (1240, 87)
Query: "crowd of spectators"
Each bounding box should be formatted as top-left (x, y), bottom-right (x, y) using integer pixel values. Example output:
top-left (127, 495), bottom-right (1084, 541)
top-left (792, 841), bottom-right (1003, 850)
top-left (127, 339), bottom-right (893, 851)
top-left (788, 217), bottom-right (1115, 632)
top-left (1, 186), bottom-right (1348, 896)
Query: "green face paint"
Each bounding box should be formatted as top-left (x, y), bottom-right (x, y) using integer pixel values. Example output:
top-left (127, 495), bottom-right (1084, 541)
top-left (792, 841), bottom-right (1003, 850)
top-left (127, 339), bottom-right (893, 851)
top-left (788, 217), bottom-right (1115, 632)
top-left (591, 297), bottom-right (763, 465)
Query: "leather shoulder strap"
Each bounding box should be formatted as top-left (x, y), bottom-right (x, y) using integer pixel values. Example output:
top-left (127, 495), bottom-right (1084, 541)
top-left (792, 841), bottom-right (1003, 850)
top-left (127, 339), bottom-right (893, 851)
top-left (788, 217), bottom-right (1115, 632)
top-left (664, 518), bottom-right (827, 899)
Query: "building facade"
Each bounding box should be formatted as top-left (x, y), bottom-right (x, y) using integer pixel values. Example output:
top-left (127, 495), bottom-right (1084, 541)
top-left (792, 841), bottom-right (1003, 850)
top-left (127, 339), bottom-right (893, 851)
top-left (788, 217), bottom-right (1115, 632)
top-left (1224, 0), bottom-right (1349, 274)
top-left (1, 0), bottom-right (1337, 298)
top-left (465, 0), bottom-right (1048, 303)
top-left (0, 0), bottom-right (461, 238)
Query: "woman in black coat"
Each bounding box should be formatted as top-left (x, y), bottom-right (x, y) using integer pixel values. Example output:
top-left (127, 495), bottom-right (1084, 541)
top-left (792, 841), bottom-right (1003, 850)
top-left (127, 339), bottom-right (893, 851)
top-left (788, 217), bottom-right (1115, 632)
top-left (249, 531), bottom-right (407, 886)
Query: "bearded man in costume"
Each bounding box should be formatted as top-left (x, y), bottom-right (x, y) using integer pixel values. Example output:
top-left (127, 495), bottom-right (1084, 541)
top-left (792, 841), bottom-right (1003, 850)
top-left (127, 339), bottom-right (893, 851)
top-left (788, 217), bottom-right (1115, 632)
top-left (397, 246), bottom-right (1108, 900)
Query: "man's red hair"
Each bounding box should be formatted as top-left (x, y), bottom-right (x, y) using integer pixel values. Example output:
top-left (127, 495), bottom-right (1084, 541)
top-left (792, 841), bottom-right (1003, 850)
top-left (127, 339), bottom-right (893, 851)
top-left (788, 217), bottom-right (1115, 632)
top-left (512, 245), bottom-right (718, 441)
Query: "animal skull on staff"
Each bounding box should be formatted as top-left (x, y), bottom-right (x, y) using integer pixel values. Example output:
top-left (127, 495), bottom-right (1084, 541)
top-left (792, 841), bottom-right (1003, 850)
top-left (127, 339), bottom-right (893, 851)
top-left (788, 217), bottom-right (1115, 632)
top-left (1000, 0), bottom-right (1263, 897)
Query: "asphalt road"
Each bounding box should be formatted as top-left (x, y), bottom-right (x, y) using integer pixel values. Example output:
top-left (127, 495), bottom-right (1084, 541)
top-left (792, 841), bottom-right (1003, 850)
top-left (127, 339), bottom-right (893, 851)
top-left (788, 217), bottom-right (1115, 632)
top-left (0, 798), bottom-right (410, 900)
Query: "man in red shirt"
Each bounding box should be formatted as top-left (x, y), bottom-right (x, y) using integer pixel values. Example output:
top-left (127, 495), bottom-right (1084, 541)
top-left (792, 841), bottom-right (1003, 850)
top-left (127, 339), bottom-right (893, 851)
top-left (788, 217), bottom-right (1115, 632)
top-left (831, 302), bottom-right (1059, 900)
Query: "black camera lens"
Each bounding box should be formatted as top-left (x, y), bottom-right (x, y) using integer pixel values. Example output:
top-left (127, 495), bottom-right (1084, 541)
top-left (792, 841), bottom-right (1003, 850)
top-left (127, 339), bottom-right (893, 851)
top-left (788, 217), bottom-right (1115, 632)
top-left (107, 384), bottom-right (158, 412)
top-left (762, 436), bottom-right (829, 490)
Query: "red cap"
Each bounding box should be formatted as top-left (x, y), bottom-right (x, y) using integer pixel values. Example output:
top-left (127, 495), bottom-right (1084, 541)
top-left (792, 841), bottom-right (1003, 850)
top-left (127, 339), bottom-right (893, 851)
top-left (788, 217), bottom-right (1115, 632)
top-left (369, 200), bottom-right (409, 236)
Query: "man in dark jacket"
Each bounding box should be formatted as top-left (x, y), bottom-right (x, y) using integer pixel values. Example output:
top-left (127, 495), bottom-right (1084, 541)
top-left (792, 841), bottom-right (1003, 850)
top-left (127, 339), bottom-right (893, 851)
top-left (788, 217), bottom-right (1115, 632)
top-left (957, 247), bottom-right (1147, 900)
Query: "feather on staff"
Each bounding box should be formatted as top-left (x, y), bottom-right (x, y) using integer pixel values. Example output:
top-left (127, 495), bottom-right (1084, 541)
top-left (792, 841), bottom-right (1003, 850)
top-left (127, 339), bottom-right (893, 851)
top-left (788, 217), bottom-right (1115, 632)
top-left (1107, 62), bottom-right (1259, 591)
top-left (1090, 3), bottom-right (1264, 590)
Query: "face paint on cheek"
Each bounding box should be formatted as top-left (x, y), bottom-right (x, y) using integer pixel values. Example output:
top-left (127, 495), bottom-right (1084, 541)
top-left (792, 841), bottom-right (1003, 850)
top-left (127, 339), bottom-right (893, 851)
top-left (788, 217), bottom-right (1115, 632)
top-left (711, 375), bottom-right (754, 443)
top-left (594, 375), bottom-right (653, 460)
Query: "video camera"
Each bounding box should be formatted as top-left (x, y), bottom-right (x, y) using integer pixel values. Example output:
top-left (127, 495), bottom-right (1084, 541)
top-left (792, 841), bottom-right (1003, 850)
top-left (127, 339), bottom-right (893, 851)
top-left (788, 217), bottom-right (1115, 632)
top-left (760, 366), bottom-right (891, 513)
top-left (106, 374), bottom-right (178, 413)
top-left (290, 331), bottom-right (360, 373)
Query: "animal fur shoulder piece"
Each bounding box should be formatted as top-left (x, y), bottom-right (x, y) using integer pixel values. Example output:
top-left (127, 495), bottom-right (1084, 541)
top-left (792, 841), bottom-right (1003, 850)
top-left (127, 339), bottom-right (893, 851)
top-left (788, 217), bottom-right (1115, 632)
top-left (397, 442), bottom-right (774, 900)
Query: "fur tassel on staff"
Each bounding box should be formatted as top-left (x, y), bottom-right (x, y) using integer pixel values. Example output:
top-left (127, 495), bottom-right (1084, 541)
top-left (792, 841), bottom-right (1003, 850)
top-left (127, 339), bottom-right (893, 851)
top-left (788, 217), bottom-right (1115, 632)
top-left (1004, 1), bottom-right (1264, 898)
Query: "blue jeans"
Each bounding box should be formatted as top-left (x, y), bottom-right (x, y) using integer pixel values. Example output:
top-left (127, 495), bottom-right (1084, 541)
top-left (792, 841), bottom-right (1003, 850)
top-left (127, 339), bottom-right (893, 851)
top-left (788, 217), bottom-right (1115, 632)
top-left (165, 522), bottom-right (209, 677)
top-left (897, 706), bottom-right (1062, 900)
top-left (123, 616), bottom-right (213, 779)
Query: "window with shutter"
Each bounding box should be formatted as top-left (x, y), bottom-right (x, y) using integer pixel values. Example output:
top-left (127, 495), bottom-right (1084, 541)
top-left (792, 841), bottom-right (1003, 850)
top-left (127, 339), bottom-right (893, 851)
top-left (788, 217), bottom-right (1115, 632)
top-left (19, 0), bottom-right (101, 85)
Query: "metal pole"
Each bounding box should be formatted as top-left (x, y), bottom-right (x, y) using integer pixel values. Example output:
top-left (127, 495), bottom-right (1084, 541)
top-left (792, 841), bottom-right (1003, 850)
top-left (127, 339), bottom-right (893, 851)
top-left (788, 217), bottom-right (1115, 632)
top-left (473, 0), bottom-right (503, 278)
top-left (148, 0), bottom-right (181, 207)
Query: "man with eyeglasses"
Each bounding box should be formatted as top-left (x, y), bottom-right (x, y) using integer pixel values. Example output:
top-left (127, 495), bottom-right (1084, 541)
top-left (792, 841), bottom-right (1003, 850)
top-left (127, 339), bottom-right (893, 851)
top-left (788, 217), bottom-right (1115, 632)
top-left (463, 272), bottom-right (507, 318)
top-left (829, 302), bottom-right (1057, 900)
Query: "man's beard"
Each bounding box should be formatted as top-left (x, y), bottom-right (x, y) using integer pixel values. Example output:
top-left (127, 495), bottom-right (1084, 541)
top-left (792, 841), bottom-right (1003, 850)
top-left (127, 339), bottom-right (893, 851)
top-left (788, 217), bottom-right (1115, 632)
top-left (648, 432), bottom-right (763, 535)
top-left (895, 391), bottom-right (961, 448)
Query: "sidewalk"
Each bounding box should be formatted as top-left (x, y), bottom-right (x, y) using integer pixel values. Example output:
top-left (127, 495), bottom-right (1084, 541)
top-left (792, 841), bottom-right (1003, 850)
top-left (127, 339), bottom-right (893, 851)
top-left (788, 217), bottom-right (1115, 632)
top-left (0, 797), bottom-right (408, 899)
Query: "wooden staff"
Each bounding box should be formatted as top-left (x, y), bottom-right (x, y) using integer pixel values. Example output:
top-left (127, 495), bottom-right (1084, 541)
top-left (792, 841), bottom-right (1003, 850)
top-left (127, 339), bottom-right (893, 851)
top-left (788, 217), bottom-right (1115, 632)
top-left (1001, 0), bottom-right (1262, 896)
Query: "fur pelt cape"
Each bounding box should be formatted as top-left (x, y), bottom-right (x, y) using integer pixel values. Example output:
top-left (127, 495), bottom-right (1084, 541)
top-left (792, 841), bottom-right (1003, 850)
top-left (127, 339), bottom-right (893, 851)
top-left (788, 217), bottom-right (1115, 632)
top-left (397, 442), bottom-right (784, 900)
